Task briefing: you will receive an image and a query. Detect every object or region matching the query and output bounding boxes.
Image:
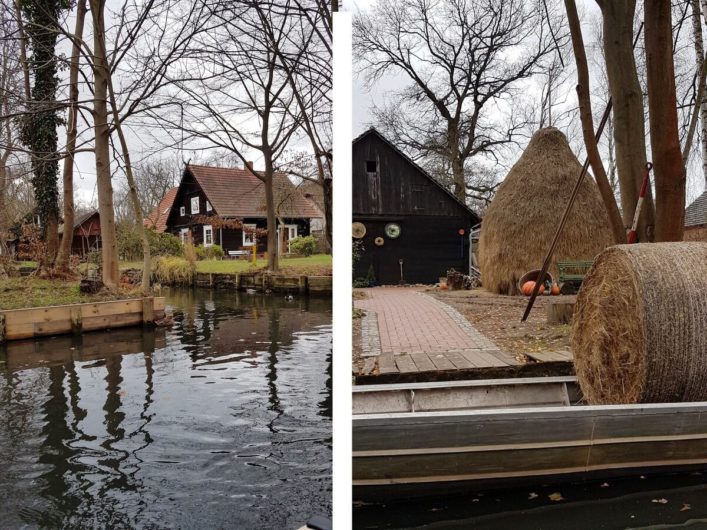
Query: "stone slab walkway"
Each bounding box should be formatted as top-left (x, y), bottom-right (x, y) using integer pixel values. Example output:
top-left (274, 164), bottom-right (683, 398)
top-left (354, 287), bottom-right (519, 376)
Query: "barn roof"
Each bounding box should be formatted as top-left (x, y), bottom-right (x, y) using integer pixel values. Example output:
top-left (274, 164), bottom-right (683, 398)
top-left (58, 210), bottom-right (99, 235)
top-left (145, 187), bottom-right (178, 233)
top-left (353, 127), bottom-right (480, 222)
top-left (685, 190), bottom-right (707, 227)
top-left (186, 164), bottom-right (322, 219)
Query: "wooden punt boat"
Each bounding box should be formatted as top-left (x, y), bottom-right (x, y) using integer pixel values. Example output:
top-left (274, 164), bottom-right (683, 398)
top-left (353, 376), bottom-right (707, 499)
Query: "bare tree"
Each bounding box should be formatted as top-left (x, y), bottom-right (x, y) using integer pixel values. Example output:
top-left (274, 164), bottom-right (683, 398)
top-left (354, 0), bottom-right (565, 203)
top-left (55, 0), bottom-right (86, 272)
top-left (156, 1), bottom-right (310, 272)
top-left (565, 0), bottom-right (625, 243)
top-left (645, 0), bottom-right (685, 241)
top-left (595, 0), bottom-right (656, 242)
top-left (261, 1), bottom-right (333, 250)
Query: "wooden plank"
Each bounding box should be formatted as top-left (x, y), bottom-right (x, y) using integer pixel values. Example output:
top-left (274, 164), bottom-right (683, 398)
top-left (460, 349), bottom-right (508, 368)
top-left (444, 351), bottom-right (474, 370)
top-left (528, 350), bottom-right (574, 363)
top-left (409, 352), bottom-right (436, 372)
top-left (429, 353), bottom-right (455, 371)
top-left (377, 353), bottom-right (398, 375)
top-left (395, 354), bottom-right (418, 373)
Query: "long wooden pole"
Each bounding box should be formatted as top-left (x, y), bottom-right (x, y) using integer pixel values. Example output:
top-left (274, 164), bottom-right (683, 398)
top-left (521, 23), bottom-right (644, 322)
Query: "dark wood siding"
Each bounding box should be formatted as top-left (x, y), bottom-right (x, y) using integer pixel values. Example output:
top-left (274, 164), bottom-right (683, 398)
top-left (353, 133), bottom-right (473, 219)
top-left (352, 130), bottom-right (479, 285)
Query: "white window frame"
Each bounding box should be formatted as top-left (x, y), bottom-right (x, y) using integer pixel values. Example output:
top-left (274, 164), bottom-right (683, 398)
top-left (179, 228), bottom-right (189, 244)
top-left (242, 223), bottom-right (257, 247)
top-left (190, 196), bottom-right (200, 214)
top-left (203, 224), bottom-right (213, 247)
top-left (180, 206), bottom-right (185, 216)
top-left (206, 201), bottom-right (212, 212)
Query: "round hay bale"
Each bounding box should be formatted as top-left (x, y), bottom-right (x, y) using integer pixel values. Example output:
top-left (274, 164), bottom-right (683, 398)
top-left (571, 242), bottom-right (707, 404)
top-left (478, 128), bottom-right (613, 295)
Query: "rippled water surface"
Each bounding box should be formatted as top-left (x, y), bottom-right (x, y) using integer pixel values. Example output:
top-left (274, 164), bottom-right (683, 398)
top-left (0, 288), bottom-right (332, 529)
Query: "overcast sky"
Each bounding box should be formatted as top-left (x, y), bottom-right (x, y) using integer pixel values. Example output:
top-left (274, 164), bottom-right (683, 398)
top-left (343, 0), bottom-right (706, 202)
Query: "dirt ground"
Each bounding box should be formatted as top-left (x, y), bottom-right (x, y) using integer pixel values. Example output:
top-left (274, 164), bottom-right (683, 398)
top-left (429, 287), bottom-right (573, 358)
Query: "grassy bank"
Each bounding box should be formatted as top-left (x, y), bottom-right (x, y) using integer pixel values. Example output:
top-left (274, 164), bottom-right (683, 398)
top-left (121, 254), bottom-right (332, 276)
top-left (0, 278), bottom-right (139, 310)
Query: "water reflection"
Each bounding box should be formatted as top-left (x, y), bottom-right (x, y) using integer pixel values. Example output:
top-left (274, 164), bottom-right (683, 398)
top-left (0, 288), bottom-right (332, 528)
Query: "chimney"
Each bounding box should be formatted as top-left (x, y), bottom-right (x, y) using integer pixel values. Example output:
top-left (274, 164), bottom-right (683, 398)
top-left (245, 161), bottom-right (254, 171)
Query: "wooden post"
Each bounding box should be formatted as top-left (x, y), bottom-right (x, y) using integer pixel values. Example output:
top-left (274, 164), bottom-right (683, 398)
top-left (235, 273), bottom-right (241, 290)
top-left (142, 296), bottom-right (155, 326)
top-left (299, 275), bottom-right (308, 295)
top-left (70, 306), bottom-right (82, 335)
top-left (0, 313), bottom-right (5, 343)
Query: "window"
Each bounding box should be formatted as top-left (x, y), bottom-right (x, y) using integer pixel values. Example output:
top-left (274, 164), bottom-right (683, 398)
top-left (243, 223), bottom-right (257, 246)
top-left (365, 160), bottom-right (377, 173)
top-left (179, 228), bottom-right (189, 244)
top-left (203, 224), bottom-right (213, 247)
top-left (180, 206), bottom-right (185, 216)
top-left (206, 201), bottom-right (212, 212)
top-left (191, 196), bottom-right (200, 214)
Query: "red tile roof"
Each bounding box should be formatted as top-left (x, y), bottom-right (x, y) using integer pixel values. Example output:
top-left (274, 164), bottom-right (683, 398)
top-left (144, 187), bottom-right (178, 232)
top-left (187, 164), bottom-right (322, 219)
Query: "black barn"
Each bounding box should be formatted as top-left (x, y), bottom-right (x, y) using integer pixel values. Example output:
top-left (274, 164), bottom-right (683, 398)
top-left (352, 128), bottom-right (480, 285)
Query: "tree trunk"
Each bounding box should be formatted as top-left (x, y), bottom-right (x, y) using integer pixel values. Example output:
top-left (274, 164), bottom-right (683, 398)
top-left (105, 64), bottom-right (151, 292)
top-left (322, 171), bottom-right (332, 253)
top-left (447, 121), bottom-right (465, 201)
top-left (597, 0), bottom-right (655, 242)
top-left (264, 154), bottom-right (279, 272)
top-left (90, 0), bottom-right (119, 287)
top-left (645, 0), bottom-right (685, 241)
top-left (56, 0), bottom-right (86, 272)
top-left (565, 0), bottom-right (626, 244)
top-left (700, 0), bottom-right (707, 187)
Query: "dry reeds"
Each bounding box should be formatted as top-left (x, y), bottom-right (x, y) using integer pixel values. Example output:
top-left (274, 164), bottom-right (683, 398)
top-left (478, 128), bottom-right (613, 295)
top-left (151, 256), bottom-right (195, 286)
top-left (571, 243), bottom-right (707, 404)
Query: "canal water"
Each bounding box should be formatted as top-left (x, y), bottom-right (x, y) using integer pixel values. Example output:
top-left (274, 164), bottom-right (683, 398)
top-left (0, 288), bottom-right (332, 529)
top-left (353, 471), bottom-right (707, 529)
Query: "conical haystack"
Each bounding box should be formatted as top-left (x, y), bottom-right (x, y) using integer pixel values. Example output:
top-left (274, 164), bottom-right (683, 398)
top-left (478, 128), bottom-right (613, 295)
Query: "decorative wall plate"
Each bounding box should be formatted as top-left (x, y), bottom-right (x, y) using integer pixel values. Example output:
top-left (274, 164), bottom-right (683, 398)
top-left (374, 237), bottom-right (385, 246)
top-left (384, 223), bottom-right (401, 239)
top-left (352, 222), bottom-right (366, 239)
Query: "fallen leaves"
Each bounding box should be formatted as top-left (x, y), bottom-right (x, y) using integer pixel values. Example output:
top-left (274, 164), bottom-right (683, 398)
top-left (548, 492), bottom-right (565, 502)
top-left (651, 498), bottom-right (668, 504)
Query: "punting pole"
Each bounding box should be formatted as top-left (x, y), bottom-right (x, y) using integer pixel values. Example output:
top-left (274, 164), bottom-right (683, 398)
top-left (626, 162), bottom-right (653, 244)
top-left (521, 23), bottom-right (644, 323)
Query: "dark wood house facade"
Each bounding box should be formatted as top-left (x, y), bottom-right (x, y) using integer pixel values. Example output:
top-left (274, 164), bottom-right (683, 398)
top-left (353, 129), bottom-right (480, 285)
top-left (165, 164), bottom-right (322, 255)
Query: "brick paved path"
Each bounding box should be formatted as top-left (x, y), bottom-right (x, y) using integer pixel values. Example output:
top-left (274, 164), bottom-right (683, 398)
top-left (355, 287), bottom-right (517, 375)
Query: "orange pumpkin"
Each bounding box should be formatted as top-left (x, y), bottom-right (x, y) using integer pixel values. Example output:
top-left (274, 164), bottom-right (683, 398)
top-left (551, 283), bottom-right (560, 296)
top-left (521, 281), bottom-right (544, 296)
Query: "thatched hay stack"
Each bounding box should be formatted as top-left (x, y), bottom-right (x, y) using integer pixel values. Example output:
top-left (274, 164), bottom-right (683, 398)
top-left (478, 128), bottom-right (613, 295)
top-left (572, 243), bottom-right (707, 405)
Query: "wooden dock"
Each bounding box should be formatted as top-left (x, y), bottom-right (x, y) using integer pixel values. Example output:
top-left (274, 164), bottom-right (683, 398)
top-left (0, 297), bottom-right (166, 342)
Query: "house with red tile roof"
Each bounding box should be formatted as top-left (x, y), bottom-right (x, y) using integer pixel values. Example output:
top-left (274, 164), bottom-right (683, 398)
top-left (144, 187), bottom-right (178, 233)
top-left (163, 163), bottom-right (322, 255)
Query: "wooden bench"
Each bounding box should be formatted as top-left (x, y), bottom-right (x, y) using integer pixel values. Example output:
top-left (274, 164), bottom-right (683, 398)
top-left (228, 250), bottom-right (250, 260)
top-left (557, 260), bottom-right (593, 294)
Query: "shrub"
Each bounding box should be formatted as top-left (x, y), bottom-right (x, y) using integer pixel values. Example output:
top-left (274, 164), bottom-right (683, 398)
top-left (117, 224), bottom-right (183, 261)
top-left (149, 231), bottom-right (183, 257)
top-left (195, 244), bottom-right (225, 260)
top-left (288, 235), bottom-right (317, 257)
top-left (151, 256), bottom-right (195, 285)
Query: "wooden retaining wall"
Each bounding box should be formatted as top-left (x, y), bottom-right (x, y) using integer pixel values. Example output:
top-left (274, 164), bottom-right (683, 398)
top-left (0, 297), bottom-right (166, 342)
top-left (191, 272), bottom-right (332, 294)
